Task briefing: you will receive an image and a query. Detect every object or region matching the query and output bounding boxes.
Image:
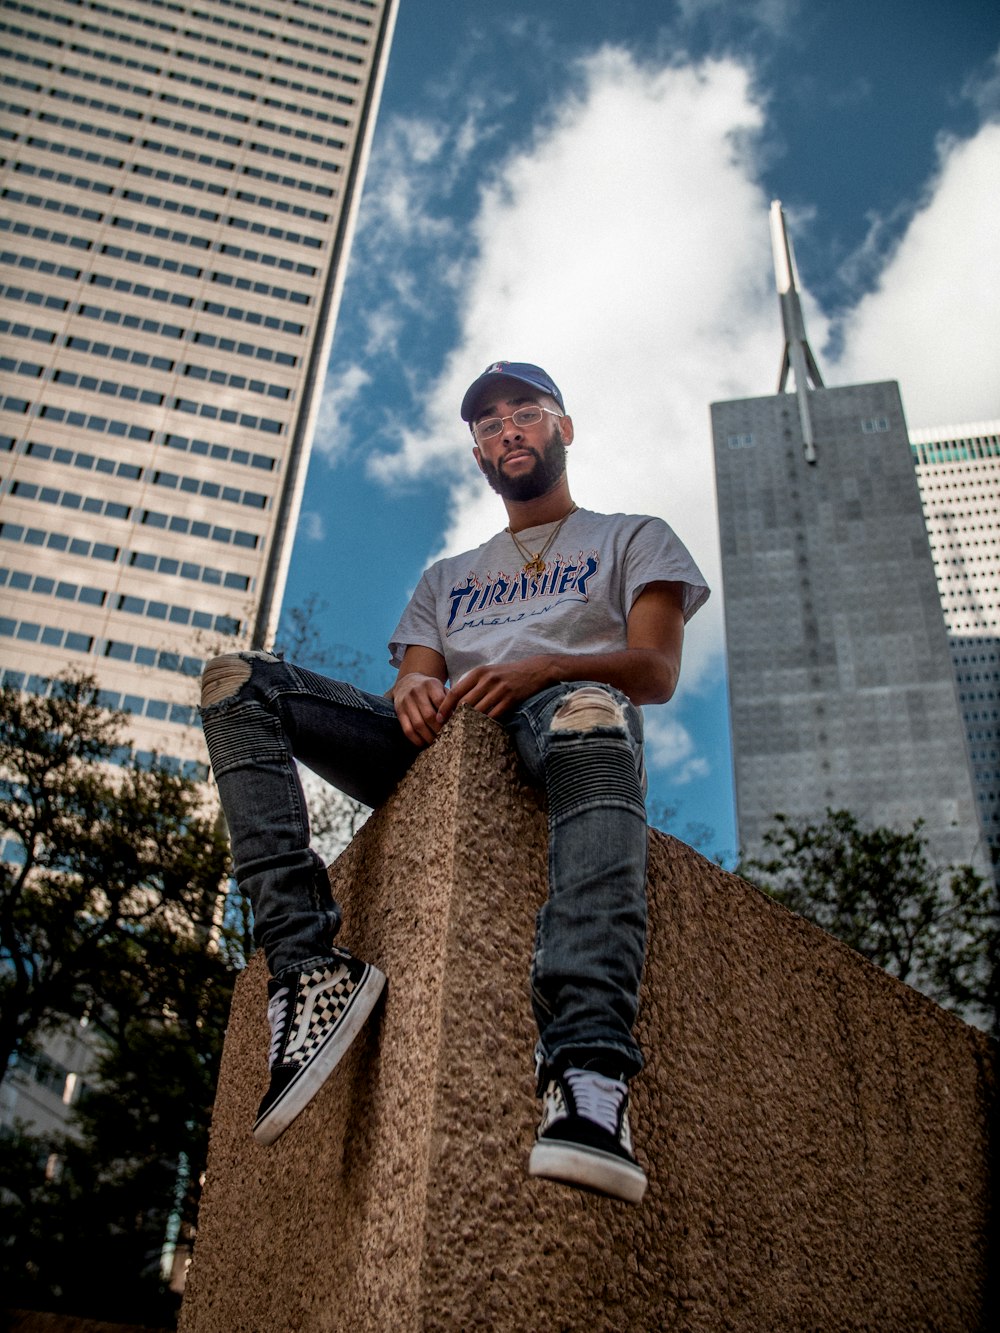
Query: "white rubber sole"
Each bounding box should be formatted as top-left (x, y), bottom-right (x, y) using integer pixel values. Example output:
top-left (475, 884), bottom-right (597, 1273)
top-left (253, 964), bottom-right (386, 1146)
top-left (529, 1139), bottom-right (648, 1205)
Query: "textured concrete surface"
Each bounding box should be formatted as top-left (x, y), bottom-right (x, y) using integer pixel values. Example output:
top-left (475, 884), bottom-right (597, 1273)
top-left (180, 707), bottom-right (997, 1333)
top-left (6, 1313), bottom-right (169, 1332)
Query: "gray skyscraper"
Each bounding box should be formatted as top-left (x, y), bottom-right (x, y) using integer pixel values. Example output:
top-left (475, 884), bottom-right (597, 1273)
top-left (911, 419), bottom-right (1000, 859)
top-left (711, 202), bottom-right (985, 871)
top-left (0, 0), bottom-right (398, 776)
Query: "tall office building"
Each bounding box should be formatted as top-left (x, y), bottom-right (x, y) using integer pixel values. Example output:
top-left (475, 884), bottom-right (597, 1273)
top-left (711, 202), bottom-right (985, 871)
top-left (911, 420), bottom-right (1000, 860)
top-left (0, 0), bottom-right (397, 1146)
top-left (0, 0), bottom-right (398, 774)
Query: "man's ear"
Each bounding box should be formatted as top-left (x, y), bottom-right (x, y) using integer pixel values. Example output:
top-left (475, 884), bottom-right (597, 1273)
top-left (559, 414), bottom-right (574, 446)
top-left (472, 443), bottom-right (485, 473)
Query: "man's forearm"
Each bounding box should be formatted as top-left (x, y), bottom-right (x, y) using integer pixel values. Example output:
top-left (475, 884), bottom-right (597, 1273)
top-left (529, 648), bottom-right (679, 706)
top-left (438, 647), bottom-right (679, 724)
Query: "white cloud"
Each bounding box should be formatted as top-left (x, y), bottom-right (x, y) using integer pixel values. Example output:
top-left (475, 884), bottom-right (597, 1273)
top-left (832, 123), bottom-right (1000, 428)
top-left (370, 49), bottom-right (789, 691)
top-left (962, 44), bottom-right (1000, 122)
top-left (313, 362), bottom-right (371, 460)
top-left (359, 42), bottom-right (999, 703)
top-left (362, 305), bottom-right (405, 358)
top-left (297, 510), bottom-right (325, 542)
top-left (643, 713), bottom-right (710, 783)
top-left (360, 117), bottom-right (454, 247)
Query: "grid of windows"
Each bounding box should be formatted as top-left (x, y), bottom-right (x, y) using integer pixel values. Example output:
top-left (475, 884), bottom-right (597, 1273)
top-left (712, 386), bottom-right (988, 877)
top-left (0, 613), bottom-right (93, 653)
top-left (0, 515), bottom-right (251, 590)
top-left (912, 432), bottom-right (1000, 465)
top-left (0, 612), bottom-right (205, 683)
top-left (0, 562), bottom-right (242, 634)
top-left (1, 425), bottom-right (276, 475)
top-left (0, 0), bottom-right (393, 779)
top-left (1, 153), bottom-right (333, 229)
top-left (2, 320), bottom-right (293, 398)
top-left (913, 422), bottom-right (1000, 852)
top-left (2, 48), bottom-right (345, 135)
top-left (78, 287), bottom-right (306, 333)
top-left (189, 1), bottom-right (371, 50)
top-left (1, 668), bottom-right (207, 769)
top-left (7, 1046), bottom-right (89, 1104)
top-left (13, 436), bottom-right (270, 508)
top-left (3, 377), bottom-right (285, 435)
top-left (1, 13), bottom-right (361, 101)
top-left (1, 564), bottom-right (107, 606)
top-left (0, 208), bottom-right (319, 273)
top-left (7, 158), bottom-right (118, 198)
top-left (1, 489), bottom-right (262, 549)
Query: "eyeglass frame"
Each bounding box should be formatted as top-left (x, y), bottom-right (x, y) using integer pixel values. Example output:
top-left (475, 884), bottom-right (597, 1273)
top-left (471, 405), bottom-right (564, 441)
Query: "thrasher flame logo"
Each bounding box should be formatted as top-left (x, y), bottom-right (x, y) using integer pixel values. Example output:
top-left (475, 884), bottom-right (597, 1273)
top-left (445, 551), bottom-right (600, 635)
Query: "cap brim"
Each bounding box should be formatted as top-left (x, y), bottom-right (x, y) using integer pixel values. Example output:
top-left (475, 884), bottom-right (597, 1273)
top-left (461, 371), bottom-right (562, 421)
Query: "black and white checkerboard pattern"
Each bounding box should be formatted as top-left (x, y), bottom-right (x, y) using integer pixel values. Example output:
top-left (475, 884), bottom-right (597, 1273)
top-left (285, 964), bottom-right (359, 1065)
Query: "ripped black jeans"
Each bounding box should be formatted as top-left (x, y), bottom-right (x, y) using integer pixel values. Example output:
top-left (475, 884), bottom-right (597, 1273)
top-left (200, 652), bottom-right (649, 1078)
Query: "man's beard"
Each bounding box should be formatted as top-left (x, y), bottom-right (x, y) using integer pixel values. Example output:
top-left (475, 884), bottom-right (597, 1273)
top-left (480, 430), bottom-right (567, 502)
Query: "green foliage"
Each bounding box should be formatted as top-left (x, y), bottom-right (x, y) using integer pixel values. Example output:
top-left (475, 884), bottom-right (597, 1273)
top-left (0, 674), bottom-right (234, 1076)
top-left (741, 809), bottom-right (999, 1033)
top-left (1, 1120), bottom-right (181, 1327)
top-left (0, 672), bottom-right (242, 1325)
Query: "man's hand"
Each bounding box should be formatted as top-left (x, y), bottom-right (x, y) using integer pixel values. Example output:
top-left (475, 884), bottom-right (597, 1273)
top-left (391, 670), bottom-right (448, 747)
top-left (391, 581), bottom-right (686, 742)
top-left (437, 657), bottom-right (556, 724)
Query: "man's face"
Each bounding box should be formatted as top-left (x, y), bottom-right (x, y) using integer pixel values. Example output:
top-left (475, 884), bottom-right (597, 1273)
top-left (471, 388), bottom-right (570, 503)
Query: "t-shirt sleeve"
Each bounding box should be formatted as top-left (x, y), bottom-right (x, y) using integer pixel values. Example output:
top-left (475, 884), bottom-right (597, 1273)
top-left (387, 567), bottom-right (445, 670)
top-left (624, 517), bottom-right (710, 622)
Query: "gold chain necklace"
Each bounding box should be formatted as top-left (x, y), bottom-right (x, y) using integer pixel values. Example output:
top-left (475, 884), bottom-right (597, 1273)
top-left (506, 505), bottom-right (578, 576)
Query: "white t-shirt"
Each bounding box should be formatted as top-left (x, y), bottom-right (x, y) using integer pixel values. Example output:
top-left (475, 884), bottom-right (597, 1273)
top-left (388, 507), bottom-right (710, 684)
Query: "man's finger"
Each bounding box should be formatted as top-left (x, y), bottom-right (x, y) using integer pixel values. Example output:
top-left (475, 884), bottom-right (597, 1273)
top-left (402, 711), bottom-right (436, 746)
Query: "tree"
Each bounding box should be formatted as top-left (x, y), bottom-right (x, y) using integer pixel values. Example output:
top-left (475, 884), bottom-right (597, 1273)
top-left (0, 672), bottom-right (240, 1323)
top-left (0, 940), bottom-right (233, 1325)
top-left (741, 809), bottom-right (999, 1034)
top-left (272, 592), bottom-right (374, 862)
top-left (0, 674), bottom-right (232, 1082)
top-left (647, 799), bottom-right (727, 865)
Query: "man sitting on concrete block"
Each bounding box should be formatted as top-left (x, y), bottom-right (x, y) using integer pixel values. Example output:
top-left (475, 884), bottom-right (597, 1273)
top-left (199, 361), bottom-right (709, 1205)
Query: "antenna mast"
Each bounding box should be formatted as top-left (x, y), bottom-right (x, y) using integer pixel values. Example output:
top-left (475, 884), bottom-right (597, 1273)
top-left (770, 200), bottom-right (824, 463)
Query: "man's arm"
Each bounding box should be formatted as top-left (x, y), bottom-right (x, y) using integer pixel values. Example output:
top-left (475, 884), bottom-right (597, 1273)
top-left (390, 644), bottom-right (449, 747)
top-left (436, 580), bottom-right (687, 724)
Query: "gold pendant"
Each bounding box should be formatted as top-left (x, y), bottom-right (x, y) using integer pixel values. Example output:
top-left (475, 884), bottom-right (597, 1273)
top-left (523, 557), bottom-right (546, 576)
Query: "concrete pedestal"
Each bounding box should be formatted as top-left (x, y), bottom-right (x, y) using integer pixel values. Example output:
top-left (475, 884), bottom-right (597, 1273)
top-left (180, 708), bottom-right (996, 1332)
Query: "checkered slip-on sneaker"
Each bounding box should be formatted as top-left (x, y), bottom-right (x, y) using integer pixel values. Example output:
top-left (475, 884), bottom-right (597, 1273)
top-left (252, 948), bottom-right (386, 1146)
top-left (528, 1066), bottom-right (647, 1204)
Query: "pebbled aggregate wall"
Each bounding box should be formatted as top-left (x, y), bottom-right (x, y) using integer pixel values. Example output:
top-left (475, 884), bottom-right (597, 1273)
top-left (180, 707), bottom-right (996, 1333)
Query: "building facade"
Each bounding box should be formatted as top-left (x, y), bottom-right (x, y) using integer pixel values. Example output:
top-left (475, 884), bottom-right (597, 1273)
top-left (912, 420), bottom-right (1000, 861)
top-left (1, 0), bottom-right (398, 773)
top-left (0, 1016), bottom-right (97, 1146)
top-left (712, 203), bottom-right (985, 872)
top-left (0, 0), bottom-right (398, 1159)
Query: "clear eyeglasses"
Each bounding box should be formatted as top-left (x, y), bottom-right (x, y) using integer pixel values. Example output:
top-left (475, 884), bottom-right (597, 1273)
top-left (472, 405), bottom-right (562, 440)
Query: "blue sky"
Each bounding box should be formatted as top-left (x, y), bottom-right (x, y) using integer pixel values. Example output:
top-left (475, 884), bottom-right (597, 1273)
top-left (282, 0), bottom-right (1000, 863)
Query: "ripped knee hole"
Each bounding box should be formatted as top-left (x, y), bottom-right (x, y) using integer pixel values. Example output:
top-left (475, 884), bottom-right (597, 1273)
top-left (549, 687), bottom-right (626, 733)
top-left (201, 653), bottom-right (253, 708)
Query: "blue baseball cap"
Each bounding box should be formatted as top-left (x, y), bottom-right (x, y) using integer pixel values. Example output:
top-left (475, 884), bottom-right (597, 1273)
top-left (460, 361), bottom-right (565, 422)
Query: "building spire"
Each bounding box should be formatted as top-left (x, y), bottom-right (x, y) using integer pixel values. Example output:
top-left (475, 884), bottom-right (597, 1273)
top-left (770, 200), bottom-right (824, 463)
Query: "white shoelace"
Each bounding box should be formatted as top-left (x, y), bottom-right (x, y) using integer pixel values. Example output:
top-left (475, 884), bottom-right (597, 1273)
top-left (266, 986), bottom-right (290, 1067)
top-left (563, 1068), bottom-right (626, 1135)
